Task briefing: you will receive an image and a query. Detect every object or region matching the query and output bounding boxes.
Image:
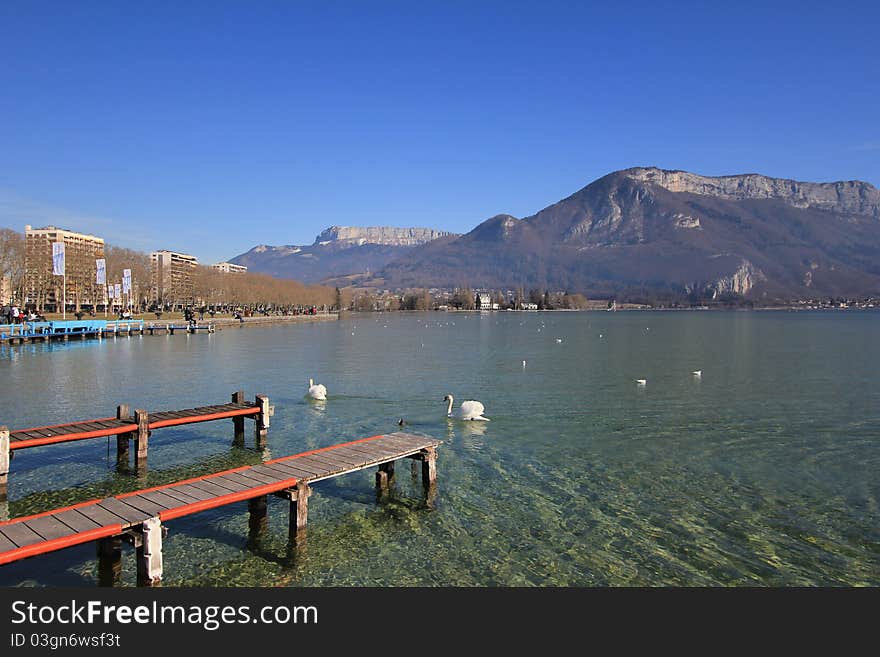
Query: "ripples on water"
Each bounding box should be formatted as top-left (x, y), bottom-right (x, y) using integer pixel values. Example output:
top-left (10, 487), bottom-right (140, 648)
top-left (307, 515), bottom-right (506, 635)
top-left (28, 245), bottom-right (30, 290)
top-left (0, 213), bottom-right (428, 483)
top-left (1, 311), bottom-right (878, 586)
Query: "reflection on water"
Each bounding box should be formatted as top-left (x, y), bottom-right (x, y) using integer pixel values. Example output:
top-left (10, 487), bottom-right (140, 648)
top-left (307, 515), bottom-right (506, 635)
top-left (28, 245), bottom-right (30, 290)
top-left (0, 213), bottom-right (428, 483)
top-left (1, 311), bottom-right (879, 586)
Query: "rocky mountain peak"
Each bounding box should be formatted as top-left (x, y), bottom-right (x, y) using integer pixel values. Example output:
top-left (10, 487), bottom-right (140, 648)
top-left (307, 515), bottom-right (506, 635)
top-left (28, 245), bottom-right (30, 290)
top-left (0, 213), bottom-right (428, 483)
top-left (621, 167), bottom-right (880, 218)
top-left (313, 225), bottom-right (456, 247)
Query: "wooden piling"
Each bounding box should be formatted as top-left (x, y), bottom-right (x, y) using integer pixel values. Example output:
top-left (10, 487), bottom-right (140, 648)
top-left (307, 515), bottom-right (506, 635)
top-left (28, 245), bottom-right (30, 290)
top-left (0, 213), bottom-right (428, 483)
top-left (115, 404), bottom-right (131, 469)
top-left (134, 409), bottom-right (149, 472)
top-left (248, 495), bottom-right (268, 538)
top-left (97, 536), bottom-right (122, 587)
top-left (0, 426), bottom-right (8, 503)
top-left (420, 446), bottom-right (437, 507)
top-left (232, 390), bottom-right (245, 447)
top-left (254, 394), bottom-right (269, 449)
top-left (288, 481), bottom-right (311, 543)
top-left (376, 461), bottom-right (395, 501)
top-left (420, 446), bottom-right (437, 486)
top-left (135, 517), bottom-right (163, 587)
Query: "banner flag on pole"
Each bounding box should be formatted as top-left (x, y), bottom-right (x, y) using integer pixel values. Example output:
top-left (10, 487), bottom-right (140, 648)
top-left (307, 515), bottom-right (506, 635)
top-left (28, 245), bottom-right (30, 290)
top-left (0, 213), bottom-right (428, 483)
top-left (108, 285), bottom-right (114, 299)
top-left (52, 242), bottom-right (65, 275)
top-left (114, 283), bottom-right (121, 299)
top-left (122, 269), bottom-right (131, 294)
top-left (96, 259), bottom-right (106, 285)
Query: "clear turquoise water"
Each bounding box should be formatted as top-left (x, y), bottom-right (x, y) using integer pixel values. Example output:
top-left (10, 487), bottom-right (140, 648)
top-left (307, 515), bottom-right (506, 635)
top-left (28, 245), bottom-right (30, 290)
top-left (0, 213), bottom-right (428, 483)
top-left (1, 311), bottom-right (878, 586)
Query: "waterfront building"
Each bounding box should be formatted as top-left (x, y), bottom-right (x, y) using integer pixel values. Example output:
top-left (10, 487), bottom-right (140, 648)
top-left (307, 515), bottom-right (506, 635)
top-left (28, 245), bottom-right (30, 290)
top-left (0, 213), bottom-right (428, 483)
top-left (24, 225), bottom-right (105, 312)
top-left (211, 262), bottom-right (248, 274)
top-left (150, 250), bottom-right (198, 308)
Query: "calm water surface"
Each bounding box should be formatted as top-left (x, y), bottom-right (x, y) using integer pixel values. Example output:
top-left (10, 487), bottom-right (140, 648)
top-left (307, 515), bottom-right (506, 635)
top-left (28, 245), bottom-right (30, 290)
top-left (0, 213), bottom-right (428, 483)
top-left (1, 311), bottom-right (878, 586)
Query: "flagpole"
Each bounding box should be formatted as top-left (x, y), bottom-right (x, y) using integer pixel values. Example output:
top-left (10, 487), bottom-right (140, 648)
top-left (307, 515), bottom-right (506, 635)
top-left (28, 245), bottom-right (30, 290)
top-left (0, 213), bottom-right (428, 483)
top-left (63, 272), bottom-right (66, 320)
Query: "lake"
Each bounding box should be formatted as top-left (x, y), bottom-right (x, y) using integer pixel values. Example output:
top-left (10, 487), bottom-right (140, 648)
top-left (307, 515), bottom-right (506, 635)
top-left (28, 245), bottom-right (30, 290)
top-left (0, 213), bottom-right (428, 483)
top-left (1, 310), bottom-right (878, 586)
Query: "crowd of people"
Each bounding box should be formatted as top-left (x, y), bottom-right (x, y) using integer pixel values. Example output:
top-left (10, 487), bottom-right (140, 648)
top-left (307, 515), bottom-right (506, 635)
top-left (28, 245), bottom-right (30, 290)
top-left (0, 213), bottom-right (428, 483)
top-left (1, 305), bottom-right (46, 324)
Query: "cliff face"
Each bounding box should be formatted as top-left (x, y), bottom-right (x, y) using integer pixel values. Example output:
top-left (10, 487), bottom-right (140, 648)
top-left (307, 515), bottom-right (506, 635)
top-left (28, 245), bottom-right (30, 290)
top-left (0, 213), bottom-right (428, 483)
top-left (625, 167), bottom-right (880, 219)
top-left (230, 226), bottom-right (456, 284)
top-left (315, 226), bottom-right (454, 247)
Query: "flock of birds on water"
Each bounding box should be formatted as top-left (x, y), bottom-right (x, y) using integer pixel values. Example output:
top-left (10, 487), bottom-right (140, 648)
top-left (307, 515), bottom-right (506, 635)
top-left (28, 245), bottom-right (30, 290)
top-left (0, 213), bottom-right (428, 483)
top-left (306, 318), bottom-right (706, 426)
top-left (306, 376), bottom-right (490, 422)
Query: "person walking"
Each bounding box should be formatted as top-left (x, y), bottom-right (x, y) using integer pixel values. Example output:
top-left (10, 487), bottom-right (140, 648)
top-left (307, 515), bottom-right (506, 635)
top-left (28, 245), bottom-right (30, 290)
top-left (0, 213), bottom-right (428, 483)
top-left (11, 305), bottom-right (20, 324)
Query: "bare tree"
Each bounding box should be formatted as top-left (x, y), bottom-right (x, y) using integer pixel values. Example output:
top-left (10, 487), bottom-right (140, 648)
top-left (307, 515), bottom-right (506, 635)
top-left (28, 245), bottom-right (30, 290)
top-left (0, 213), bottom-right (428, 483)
top-left (0, 228), bottom-right (25, 304)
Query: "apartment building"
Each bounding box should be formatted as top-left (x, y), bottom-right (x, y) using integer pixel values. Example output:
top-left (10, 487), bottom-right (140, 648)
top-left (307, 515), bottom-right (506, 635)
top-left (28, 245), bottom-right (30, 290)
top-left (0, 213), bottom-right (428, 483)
top-left (150, 250), bottom-right (199, 307)
top-left (24, 225), bottom-right (105, 311)
top-left (211, 262), bottom-right (248, 274)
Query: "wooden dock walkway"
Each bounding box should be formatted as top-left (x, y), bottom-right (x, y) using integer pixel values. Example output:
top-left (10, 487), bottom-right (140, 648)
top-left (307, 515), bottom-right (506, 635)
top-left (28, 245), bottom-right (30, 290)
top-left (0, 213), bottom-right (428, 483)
top-left (0, 432), bottom-right (440, 585)
top-left (0, 391), bottom-right (271, 498)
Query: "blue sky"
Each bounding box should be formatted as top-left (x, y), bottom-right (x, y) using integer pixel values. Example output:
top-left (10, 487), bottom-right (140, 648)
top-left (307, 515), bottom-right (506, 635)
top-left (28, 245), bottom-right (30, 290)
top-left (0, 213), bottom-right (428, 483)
top-left (1, 1), bottom-right (877, 264)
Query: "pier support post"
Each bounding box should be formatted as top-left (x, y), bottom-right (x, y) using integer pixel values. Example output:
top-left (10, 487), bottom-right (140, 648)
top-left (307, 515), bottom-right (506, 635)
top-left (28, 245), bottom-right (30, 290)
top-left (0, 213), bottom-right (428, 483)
top-left (420, 447), bottom-right (437, 507)
top-left (135, 517), bottom-right (163, 587)
top-left (232, 390), bottom-right (245, 447)
top-left (376, 461), bottom-right (395, 502)
top-left (0, 426), bottom-right (9, 503)
top-left (288, 481), bottom-right (311, 544)
top-left (115, 404), bottom-right (131, 469)
top-left (248, 495), bottom-right (268, 539)
top-left (134, 410), bottom-right (149, 473)
top-left (97, 536), bottom-right (122, 587)
top-left (254, 394), bottom-right (269, 449)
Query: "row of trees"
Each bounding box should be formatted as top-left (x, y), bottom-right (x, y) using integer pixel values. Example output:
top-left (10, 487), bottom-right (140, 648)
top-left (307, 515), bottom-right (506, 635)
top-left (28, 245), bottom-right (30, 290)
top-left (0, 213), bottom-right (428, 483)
top-left (348, 287), bottom-right (591, 312)
top-left (0, 227), bottom-right (339, 311)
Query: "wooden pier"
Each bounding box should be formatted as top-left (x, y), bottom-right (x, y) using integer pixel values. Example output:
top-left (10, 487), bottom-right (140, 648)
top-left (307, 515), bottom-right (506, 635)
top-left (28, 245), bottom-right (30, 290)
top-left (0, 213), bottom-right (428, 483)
top-left (0, 391), bottom-right (271, 499)
top-left (145, 322), bottom-right (216, 335)
top-left (0, 432), bottom-right (440, 585)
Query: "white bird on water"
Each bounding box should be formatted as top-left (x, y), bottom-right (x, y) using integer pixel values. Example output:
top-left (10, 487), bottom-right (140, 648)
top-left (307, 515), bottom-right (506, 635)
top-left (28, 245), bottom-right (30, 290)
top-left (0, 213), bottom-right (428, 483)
top-left (692, 370), bottom-right (702, 378)
top-left (444, 394), bottom-right (490, 421)
top-left (636, 379), bottom-right (647, 386)
top-left (307, 378), bottom-right (327, 400)
top-left (556, 338), bottom-right (563, 343)
top-left (522, 360), bottom-right (527, 368)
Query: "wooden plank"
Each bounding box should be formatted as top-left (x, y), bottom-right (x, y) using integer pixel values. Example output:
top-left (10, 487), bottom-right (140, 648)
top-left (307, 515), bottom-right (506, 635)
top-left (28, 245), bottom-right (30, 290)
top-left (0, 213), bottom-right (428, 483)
top-left (337, 443), bottom-right (407, 461)
top-left (188, 480), bottom-right (239, 497)
top-left (96, 499), bottom-right (151, 525)
top-left (154, 487), bottom-right (202, 505)
top-left (112, 495), bottom-right (167, 517)
top-left (77, 503), bottom-right (133, 528)
top-left (24, 515), bottom-right (77, 541)
top-left (241, 466), bottom-right (288, 484)
top-left (0, 522), bottom-right (44, 547)
top-left (290, 454), bottom-right (347, 475)
top-left (218, 471), bottom-right (270, 488)
top-left (324, 445), bottom-right (380, 464)
top-left (207, 475), bottom-right (256, 493)
top-left (283, 455), bottom-right (341, 476)
top-left (169, 484), bottom-right (215, 502)
top-left (255, 461), bottom-right (309, 478)
top-left (271, 458), bottom-right (326, 477)
top-left (258, 462), bottom-right (317, 481)
top-left (302, 451), bottom-right (362, 470)
top-left (138, 490), bottom-right (186, 510)
top-left (54, 509), bottom-right (102, 533)
top-left (0, 531), bottom-right (16, 553)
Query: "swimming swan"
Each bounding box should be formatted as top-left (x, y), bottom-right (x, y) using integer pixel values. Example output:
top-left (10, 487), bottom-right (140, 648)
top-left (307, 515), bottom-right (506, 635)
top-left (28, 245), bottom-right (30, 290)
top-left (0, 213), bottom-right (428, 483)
top-left (307, 378), bottom-right (327, 400)
top-left (444, 394), bottom-right (490, 421)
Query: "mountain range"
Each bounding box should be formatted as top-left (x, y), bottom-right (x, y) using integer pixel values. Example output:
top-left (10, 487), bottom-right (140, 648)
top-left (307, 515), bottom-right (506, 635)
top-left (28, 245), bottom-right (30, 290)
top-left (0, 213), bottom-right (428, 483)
top-left (230, 226), bottom-right (456, 284)
top-left (233, 167), bottom-right (880, 301)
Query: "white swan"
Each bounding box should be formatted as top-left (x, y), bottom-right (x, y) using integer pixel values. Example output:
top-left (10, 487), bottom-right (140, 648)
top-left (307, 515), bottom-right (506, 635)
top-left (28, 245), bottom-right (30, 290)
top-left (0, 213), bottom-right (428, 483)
top-left (444, 394), bottom-right (489, 421)
top-left (307, 377), bottom-right (327, 400)
top-left (636, 379), bottom-right (647, 386)
top-left (692, 370), bottom-right (702, 378)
